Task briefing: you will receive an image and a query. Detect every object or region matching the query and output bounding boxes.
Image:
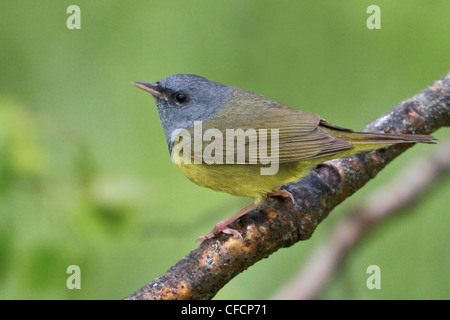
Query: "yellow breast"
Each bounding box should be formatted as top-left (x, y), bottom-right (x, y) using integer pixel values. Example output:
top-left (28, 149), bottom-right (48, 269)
top-left (176, 162), bottom-right (311, 203)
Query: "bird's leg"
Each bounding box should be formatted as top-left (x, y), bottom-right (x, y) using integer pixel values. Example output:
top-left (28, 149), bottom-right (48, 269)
top-left (267, 188), bottom-right (295, 204)
top-left (196, 202), bottom-right (258, 244)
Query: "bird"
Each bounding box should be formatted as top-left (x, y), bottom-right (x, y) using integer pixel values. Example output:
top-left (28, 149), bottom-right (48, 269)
top-left (132, 74), bottom-right (434, 243)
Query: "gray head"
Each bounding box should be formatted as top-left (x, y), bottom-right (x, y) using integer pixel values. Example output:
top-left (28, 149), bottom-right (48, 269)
top-left (133, 74), bottom-right (234, 149)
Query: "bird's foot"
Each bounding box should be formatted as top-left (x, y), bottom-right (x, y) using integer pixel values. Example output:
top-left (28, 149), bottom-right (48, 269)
top-left (267, 189), bottom-right (295, 204)
top-left (196, 203), bottom-right (257, 245)
top-left (196, 221), bottom-right (243, 245)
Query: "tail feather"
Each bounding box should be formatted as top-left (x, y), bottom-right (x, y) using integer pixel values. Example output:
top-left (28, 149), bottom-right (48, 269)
top-left (343, 131), bottom-right (435, 144)
top-left (319, 119), bottom-right (435, 145)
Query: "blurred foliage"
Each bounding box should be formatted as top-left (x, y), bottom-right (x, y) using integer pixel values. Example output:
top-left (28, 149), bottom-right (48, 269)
top-left (0, 0), bottom-right (449, 299)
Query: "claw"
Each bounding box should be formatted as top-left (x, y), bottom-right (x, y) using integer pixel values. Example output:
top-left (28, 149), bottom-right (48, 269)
top-left (196, 203), bottom-right (257, 245)
top-left (267, 189), bottom-right (295, 204)
top-left (196, 226), bottom-right (243, 246)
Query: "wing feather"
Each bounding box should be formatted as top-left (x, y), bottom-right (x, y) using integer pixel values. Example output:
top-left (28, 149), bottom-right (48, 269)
top-left (185, 106), bottom-right (353, 164)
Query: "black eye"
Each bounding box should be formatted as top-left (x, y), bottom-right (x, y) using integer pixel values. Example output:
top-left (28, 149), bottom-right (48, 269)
top-left (175, 92), bottom-right (188, 104)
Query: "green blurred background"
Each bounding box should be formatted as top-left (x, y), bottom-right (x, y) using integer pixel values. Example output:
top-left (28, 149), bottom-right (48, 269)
top-left (0, 0), bottom-right (449, 299)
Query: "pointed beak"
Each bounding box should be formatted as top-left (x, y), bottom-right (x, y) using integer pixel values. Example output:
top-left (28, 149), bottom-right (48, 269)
top-left (132, 81), bottom-right (163, 99)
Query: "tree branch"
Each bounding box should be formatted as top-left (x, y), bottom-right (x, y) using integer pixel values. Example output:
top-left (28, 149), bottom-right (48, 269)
top-left (271, 136), bottom-right (450, 300)
top-left (125, 72), bottom-right (450, 300)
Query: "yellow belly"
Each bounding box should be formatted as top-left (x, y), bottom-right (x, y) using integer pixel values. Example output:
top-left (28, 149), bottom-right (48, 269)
top-left (175, 143), bottom-right (389, 203)
top-left (177, 162), bottom-right (312, 203)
